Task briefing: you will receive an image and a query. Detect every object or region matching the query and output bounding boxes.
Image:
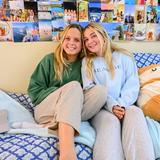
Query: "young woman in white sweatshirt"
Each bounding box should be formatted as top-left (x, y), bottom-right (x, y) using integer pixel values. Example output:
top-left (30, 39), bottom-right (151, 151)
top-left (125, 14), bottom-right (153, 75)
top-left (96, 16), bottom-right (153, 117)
top-left (81, 22), bottom-right (155, 160)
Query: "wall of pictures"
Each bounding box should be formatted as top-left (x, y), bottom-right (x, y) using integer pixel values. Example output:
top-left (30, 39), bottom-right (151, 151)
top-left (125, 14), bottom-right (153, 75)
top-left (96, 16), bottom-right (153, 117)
top-left (0, 0), bottom-right (160, 42)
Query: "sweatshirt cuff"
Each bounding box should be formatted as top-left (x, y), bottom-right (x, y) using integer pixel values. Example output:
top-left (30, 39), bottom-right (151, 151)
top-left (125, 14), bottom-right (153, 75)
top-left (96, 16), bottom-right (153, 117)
top-left (106, 100), bottom-right (119, 113)
top-left (117, 98), bottom-right (127, 108)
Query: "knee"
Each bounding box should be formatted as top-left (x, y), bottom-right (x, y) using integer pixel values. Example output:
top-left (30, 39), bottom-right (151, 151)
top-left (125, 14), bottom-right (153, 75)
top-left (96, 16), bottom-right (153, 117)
top-left (106, 112), bottom-right (120, 126)
top-left (92, 110), bottom-right (120, 129)
top-left (64, 81), bottom-right (83, 99)
top-left (125, 106), bottom-right (144, 120)
top-left (67, 81), bottom-right (82, 91)
top-left (68, 81), bottom-right (81, 88)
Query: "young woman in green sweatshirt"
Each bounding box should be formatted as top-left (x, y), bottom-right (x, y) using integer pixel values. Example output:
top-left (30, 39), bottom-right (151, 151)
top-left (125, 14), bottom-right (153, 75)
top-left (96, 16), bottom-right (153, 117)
top-left (28, 24), bottom-right (106, 160)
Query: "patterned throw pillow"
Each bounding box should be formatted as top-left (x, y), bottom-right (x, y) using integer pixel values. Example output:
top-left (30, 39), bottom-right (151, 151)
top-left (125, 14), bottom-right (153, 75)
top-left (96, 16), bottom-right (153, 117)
top-left (5, 91), bottom-right (34, 114)
top-left (137, 64), bottom-right (160, 121)
top-left (134, 52), bottom-right (160, 68)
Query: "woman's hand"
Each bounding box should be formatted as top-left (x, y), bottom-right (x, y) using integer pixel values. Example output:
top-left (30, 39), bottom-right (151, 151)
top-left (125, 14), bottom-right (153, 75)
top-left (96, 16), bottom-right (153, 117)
top-left (112, 105), bottom-right (125, 120)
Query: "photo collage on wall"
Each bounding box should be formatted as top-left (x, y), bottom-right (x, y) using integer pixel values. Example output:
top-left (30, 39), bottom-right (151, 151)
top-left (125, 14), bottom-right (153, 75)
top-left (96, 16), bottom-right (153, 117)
top-left (0, 0), bottom-right (160, 42)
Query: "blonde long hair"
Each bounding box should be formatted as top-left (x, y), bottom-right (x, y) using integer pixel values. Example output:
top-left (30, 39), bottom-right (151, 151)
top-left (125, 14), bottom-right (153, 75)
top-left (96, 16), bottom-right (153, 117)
top-left (83, 22), bottom-right (132, 79)
top-left (53, 24), bottom-right (84, 81)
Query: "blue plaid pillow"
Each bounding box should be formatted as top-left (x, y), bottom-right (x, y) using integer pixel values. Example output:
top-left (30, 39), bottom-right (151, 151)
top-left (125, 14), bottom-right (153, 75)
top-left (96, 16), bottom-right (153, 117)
top-left (5, 91), bottom-right (34, 114)
top-left (134, 52), bottom-right (160, 68)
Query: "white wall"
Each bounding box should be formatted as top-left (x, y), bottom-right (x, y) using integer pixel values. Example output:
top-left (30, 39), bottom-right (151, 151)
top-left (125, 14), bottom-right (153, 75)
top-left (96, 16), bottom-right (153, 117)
top-left (0, 41), bottom-right (160, 93)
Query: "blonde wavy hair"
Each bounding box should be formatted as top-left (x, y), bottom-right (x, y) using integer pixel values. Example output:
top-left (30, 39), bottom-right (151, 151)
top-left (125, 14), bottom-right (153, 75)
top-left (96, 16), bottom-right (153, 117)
top-left (53, 24), bottom-right (84, 81)
top-left (83, 22), bottom-right (132, 79)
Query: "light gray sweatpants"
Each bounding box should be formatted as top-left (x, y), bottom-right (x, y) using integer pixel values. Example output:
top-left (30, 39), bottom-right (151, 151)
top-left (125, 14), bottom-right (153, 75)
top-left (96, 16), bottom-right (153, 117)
top-left (34, 81), bottom-right (106, 134)
top-left (91, 106), bottom-right (155, 160)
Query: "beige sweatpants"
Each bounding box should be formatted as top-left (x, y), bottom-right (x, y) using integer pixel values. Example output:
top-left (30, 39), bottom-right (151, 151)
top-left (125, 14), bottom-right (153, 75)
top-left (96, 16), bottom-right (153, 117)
top-left (34, 81), bottom-right (106, 134)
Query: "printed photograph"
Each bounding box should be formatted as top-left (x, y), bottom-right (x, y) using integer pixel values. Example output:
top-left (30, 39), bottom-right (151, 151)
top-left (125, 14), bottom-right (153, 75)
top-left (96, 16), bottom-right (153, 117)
top-left (125, 0), bottom-right (136, 4)
top-left (100, 3), bottom-right (114, 22)
top-left (146, 5), bottom-right (157, 23)
top-left (113, 4), bottom-right (124, 22)
top-left (39, 20), bottom-right (52, 41)
top-left (89, 2), bottom-right (101, 22)
top-left (0, 21), bottom-right (13, 41)
top-left (134, 23), bottom-right (146, 41)
top-left (12, 22), bottom-right (39, 42)
top-left (63, 1), bottom-right (77, 23)
top-left (155, 23), bottom-right (160, 40)
top-left (124, 5), bottom-right (135, 24)
top-left (135, 5), bottom-right (145, 24)
top-left (146, 23), bottom-right (156, 41)
top-left (136, 0), bottom-right (145, 5)
top-left (101, 22), bottom-right (124, 40)
top-left (145, 0), bottom-right (158, 6)
top-left (123, 23), bottom-right (134, 40)
top-left (9, 0), bottom-right (24, 10)
top-left (156, 5), bottom-right (160, 23)
top-left (78, 0), bottom-right (88, 22)
top-left (38, 1), bottom-right (51, 11)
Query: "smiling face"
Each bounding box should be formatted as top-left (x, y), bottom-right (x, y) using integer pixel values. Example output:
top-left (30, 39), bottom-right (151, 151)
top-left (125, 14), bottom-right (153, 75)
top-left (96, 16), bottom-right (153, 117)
top-left (83, 27), bottom-right (104, 57)
top-left (62, 27), bottom-right (82, 61)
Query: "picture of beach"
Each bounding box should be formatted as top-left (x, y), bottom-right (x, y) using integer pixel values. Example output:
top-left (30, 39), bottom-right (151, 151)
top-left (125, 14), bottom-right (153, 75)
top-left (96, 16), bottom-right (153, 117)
top-left (39, 20), bottom-right (52, 41)
top-left (12, 22), bottom-right (39, 42)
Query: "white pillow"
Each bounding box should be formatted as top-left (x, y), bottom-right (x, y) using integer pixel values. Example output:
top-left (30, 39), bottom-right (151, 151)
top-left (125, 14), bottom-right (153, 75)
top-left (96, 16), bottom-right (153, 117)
top-left (0, 90), bottom-right (35, 125)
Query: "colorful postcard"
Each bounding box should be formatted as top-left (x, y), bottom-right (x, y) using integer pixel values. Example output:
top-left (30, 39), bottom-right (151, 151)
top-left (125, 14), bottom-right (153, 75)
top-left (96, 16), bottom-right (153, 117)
top-left (38, 1), bottom-right (51, 11)
top-left (2, 0), bottom-right (10, 9)
top-left (39, 20), bottom-right (52, 41)
top-left (135, 5), bottom-right (145, 24)
top-left (63, 1), bottom-right (77, 22)
top-left (146, 23), bottom-right (156, 41)
top-left (51, 0), bottom-right (64, 40)
top-left (0, 8), bottom-right (10, 21)
top-left (101, 0), bottom-right (113, 4)
top-left (89, 2), bottom-right (101, 22)
top-left (155, 24), bottom-right (160, 40)
top-left (38, 11), bottom-right (52, 20)
top-left (145, 0), bottom-right (158, 6)
top-left (101, 22), bottom-right (124, 40)
top-left (9, 0), bottom-right (24, 10)
top-left (113, 0), bottom-right (124, 4)
top-left (78, 0), bottom-right (89, 22)
top-left (113, 4), bottom-right (125, 22)
top-left (134, 23), bottom-right (146, 41)
top-left (0, 0), bottom-right (2, 6)
top-left (9, 9), bottom-right (23, 22)
top-left (0, 21), bottom-right (13, 41)
top-left (136, 0), bottom-right (145, 5)
top-left (146, 5), bottom-right (157, 23)
top-left (12, 22), bottom-right (40, 42)
top-left (101, 3), bottom-right (114, 22)
top-left (123, 23), bottom-right (134, 40)
top-left (125, 0), bottom-right (136, 4)
top-left (51, 18), bottom-right (65, 41)
top-left (124, 5), bottom-right (135, 23)
top-left (51, 1), bottom-right (64, 20)
top-left (24, 1), bottom-right (38, 22)
top-left (156, 6), bottom-right (160, 23)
